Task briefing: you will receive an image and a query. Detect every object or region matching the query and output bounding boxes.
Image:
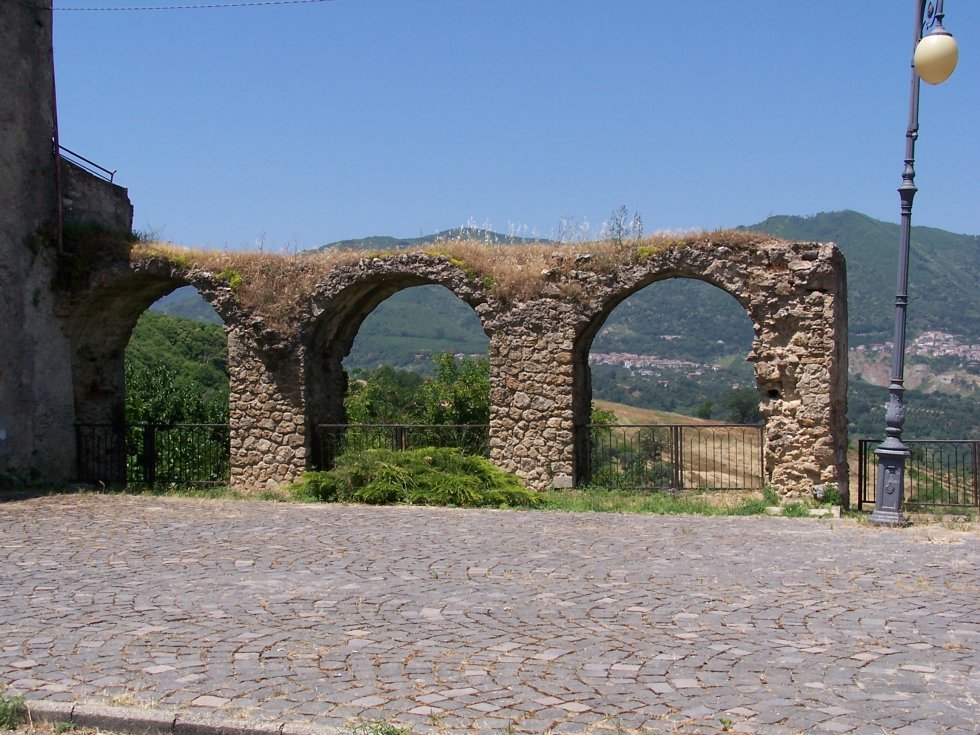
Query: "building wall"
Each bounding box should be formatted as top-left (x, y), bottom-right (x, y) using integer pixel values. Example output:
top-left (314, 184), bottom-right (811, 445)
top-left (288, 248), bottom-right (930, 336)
top-left (0, 1), bottom-right (75, 485)
top-left (61, 160), bottom-right (134, 234)
top-left (1, 3), bottom-right (135, 486)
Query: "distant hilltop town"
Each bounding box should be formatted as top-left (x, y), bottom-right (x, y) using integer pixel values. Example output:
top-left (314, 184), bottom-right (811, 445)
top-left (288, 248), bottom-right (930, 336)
top-left (857, 331), bottom-right (980, 365)
top-left (589, 352), bottom-right (721, 379)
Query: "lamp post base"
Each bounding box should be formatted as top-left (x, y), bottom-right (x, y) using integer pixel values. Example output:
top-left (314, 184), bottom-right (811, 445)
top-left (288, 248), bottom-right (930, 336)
top-left (870, 440), bottom-right (911, 528)
top-left (869, 507), bottom-right (910, 527)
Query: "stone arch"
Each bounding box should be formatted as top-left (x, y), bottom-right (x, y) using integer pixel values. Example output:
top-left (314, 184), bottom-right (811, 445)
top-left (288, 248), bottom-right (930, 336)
top-left (569, 240), bottom-right (848, 500)
top-left (304, 255), bottom-right (494, 466)
top-left (572, 272), bottom-right (757, 479)
top-left (68, 271), bottom-right (230, 421)
top-left (65, 263), bottom-right (235, 481)
top-left (65, 262), bottom-right (237, 482)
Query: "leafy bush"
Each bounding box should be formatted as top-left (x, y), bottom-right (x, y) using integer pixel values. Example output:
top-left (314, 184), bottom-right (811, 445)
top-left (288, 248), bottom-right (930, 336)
top-left (0, 687), bottom-right (25, 730)
top-left (346, 353), bottom-right (490, 427)
top-left (292, 447), bottom-right (540, 508)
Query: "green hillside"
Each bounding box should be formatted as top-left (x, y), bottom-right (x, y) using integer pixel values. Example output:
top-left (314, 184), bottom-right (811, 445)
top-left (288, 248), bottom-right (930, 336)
top-left (746, 210), bottom-right (980, 344)
top-left (126, 311), bottom-right (227, 392)
top-left (151, 288), bottom-right (223, 325)
top-left (345, 285), bottom-right (488, 372)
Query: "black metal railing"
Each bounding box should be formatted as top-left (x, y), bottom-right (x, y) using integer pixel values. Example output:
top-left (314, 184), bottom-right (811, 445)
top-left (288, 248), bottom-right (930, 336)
top-left (76, 423), bottom-right (230, 486)
top-left (585, 423), bottom-right (765, 492)
top-left (858, 439), bottom-right (980, 510)
top-left (315, 424), bottom-right (490, 469)
top-left (59, 145), bottom-right (116, 182)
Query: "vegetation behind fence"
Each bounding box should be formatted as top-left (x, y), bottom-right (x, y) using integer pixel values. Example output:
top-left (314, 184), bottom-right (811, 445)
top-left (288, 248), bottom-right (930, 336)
top-left (76, 423), bottom-right (229, 486)
top-left (586, 424), bottom-right (765, 491)
top-left (315, 424), bottom-right (490, 469)
top-left (857, 439), bottom-right (979, 509)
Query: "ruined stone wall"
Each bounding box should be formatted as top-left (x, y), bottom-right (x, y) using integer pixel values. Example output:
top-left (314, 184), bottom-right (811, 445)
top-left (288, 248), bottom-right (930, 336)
top-left (61, 160), bottom-right (133, 233)
top-left (567, 240), bottom-right (849, 500)
top-left (115, 242), bottom-right (845, 498)
top-left (2, 4), bottom-right (848, 496)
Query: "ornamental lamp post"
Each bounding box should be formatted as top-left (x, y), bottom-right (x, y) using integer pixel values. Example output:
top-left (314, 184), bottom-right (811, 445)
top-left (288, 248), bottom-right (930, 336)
top-left (871, 0), bottom-right (958, 527)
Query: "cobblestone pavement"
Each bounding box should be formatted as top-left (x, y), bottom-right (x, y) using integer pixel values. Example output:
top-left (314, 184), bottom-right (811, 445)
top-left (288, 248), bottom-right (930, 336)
top-left (1, 495), bottom-right (977, 735)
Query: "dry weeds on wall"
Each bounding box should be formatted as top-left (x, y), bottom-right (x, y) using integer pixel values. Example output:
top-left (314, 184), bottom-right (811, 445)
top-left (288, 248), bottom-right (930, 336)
top-left (132, 229), bottom-right (778, 335)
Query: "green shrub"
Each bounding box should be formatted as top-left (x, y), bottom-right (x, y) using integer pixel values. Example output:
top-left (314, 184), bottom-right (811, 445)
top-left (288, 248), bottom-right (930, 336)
top-left (291, 447), bottom-right (540, 509)
top-left (217, 268), bottom-right (243, 291)
top-left (820, 485), bottom-right (842, 506)
top-left (0, 687), bottom-right (25, 730)
top-left (782, 502), bottom-right (811, 518)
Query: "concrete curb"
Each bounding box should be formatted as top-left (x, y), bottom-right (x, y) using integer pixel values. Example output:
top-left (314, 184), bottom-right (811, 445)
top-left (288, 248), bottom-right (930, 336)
top-left (25, 700), bottom-right (345, 735)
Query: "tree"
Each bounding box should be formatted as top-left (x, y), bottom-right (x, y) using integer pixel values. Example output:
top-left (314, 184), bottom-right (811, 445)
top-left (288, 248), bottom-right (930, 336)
top-left (417, 353), bottom-right (490, 425)
top-left (126, 362), bottom-right (227, 424)
top-left (721, 388), bottom-right (762, 424)
top-left (345, 354), bottom-right (490, 426)
top-left (345, 365), bottom-right (425, 424)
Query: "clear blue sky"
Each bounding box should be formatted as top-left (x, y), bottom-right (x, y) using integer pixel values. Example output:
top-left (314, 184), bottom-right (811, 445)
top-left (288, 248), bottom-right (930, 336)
top-left (52, 0), bottom-right (979, 250)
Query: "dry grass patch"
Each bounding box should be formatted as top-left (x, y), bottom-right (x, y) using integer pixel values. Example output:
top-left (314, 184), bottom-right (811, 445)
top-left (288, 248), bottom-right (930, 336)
top-left (133, 229), bottom-right (781, 333)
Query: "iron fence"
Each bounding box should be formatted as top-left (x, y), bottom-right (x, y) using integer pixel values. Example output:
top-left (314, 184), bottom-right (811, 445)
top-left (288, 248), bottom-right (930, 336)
top-left (857, 439), bottom-right (979, 510)
top-left (585, 423), bottom-right (765, 491)
top-left (76, 423), bottom-right (230, 486)
top-left (315, 423), bottom-right (490, 469)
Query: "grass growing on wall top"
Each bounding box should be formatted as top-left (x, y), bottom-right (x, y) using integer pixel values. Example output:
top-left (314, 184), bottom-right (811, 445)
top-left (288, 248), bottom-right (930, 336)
top-left (132, 229), bottom-right (781, 334)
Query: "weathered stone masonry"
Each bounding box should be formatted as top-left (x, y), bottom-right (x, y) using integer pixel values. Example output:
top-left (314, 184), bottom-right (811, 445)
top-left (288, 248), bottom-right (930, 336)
top-left (63, 241), bottom-right (846, 501)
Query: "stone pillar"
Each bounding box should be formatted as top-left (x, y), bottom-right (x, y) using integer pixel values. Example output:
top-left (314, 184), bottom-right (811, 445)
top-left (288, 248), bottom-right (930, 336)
top-left (227, 331), bottom-right (307, 491)
top-left (753, 267), bottom-right (849, 501)
top-left (488, 306), bottom-right (576, 490)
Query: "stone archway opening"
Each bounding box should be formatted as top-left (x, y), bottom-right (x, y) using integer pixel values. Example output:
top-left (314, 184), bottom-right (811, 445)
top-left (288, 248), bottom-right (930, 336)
top-left (70, 275), bottom-right (231, 484)
top-left (125, 286), bottom-right (229, 424)
top-left (306, 275), bottom-right (491, 468)
top-left (344, 284), bottom-right (489, 377)
top-left (588, 277), bottom-right (757, 422)
top-left (122, 286), bottom-right (230, 485)
top-left (574, 275), bottom-right (762, 491)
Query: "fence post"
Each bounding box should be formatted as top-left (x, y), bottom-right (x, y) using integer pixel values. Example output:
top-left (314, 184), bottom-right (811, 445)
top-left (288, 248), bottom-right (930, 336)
top-left (143, 425), bottom-right (156, 486)
top-left (974, 441), bottom-right (980, 508)
top-left (670, 426), bottom-right (683, 491)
